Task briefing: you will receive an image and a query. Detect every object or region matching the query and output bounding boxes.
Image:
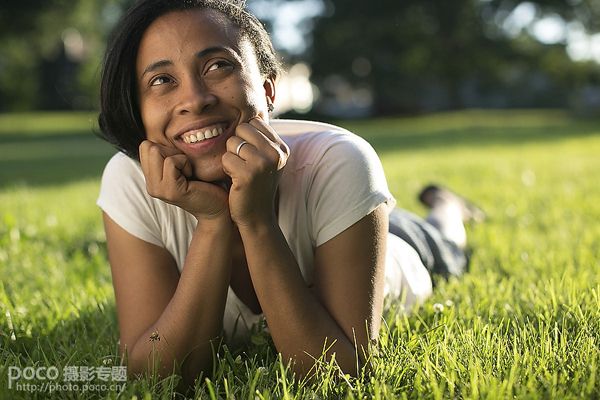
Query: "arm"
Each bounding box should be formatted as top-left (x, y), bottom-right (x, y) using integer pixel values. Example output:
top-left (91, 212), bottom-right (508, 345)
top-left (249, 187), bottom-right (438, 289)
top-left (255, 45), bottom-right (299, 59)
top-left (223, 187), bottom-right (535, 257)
top-left (104, 212), bottom-right (233, 383)
top-left (222, 117), bottom-right (387, 376)
top-left (238, 206), bottom-right (387, 377)
top-left (105, 141), bottom-right (234, 384)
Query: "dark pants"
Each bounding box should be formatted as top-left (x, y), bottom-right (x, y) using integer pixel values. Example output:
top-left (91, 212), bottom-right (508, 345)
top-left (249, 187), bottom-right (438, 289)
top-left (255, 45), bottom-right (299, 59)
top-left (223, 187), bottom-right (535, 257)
top-left (388, 209), bottom-right (468, 279)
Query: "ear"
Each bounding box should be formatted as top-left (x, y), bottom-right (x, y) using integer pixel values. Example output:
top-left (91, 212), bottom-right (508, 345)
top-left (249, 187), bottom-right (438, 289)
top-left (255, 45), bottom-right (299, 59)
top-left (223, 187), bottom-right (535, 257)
top-left (263, 76), bottom-right (276, 105)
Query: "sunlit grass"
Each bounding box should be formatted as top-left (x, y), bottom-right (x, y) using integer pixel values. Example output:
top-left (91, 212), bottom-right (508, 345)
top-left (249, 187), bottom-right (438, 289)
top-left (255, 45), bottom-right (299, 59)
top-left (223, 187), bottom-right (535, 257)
top-left (0, 110), bottom-right (598, 399)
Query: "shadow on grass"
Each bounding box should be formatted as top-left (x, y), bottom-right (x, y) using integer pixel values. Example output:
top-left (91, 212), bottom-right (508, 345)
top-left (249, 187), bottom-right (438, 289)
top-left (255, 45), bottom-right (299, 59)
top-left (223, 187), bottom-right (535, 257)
top-left (344, 120), bottom-right (600, 155)
top-left (0, 132), bottom-right (117, 189)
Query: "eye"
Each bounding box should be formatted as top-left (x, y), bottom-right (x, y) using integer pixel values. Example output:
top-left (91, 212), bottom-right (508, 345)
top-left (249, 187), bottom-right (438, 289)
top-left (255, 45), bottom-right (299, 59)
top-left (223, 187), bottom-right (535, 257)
top-left (150, 75), bottom-right (173, 86)
top-left (206, 60), bottom-right (234, 74)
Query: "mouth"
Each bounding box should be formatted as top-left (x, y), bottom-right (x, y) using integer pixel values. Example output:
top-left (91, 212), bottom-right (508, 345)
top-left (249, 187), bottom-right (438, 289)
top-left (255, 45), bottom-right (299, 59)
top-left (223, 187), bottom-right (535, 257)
top-left (175, 122), bottom-right (229, 144)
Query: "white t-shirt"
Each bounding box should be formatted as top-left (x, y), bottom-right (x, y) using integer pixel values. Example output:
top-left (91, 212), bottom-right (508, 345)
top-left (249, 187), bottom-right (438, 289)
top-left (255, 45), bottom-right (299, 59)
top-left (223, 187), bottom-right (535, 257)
top-left (97, 119), bottom-right (432, 340)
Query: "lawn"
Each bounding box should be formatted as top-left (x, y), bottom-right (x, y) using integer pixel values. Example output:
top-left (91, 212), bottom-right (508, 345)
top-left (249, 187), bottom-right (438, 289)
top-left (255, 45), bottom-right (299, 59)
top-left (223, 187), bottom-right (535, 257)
top-left (0, 110), bottom-right (598, 399)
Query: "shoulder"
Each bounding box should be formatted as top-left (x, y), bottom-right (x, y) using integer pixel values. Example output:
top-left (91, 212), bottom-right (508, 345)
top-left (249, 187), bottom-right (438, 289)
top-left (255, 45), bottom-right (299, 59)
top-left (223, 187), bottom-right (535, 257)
top-left (97, 152), bottom-right (154, 224)
top-left (272, 119), bottom-right (377, 170)
top-left (97, 152), bottom-right (170, 249)
top-left (273, 120), bottom-right (395, 247)
top-left (99, 152), bottom-right (151, 201)
top-left (101, 152), bottom-right (145, 184)
top-left (270, 119), bottom-right (348, 136)
top-left (98, 152), bottom-right (153, 216)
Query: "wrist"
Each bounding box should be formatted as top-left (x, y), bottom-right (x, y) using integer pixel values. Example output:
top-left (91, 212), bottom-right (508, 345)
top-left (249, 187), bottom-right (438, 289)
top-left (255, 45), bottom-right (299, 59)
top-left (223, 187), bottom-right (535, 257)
top-left (195, 212), bottom-right (233, 234)
top-left (236, 215), bottom-right (278, 237)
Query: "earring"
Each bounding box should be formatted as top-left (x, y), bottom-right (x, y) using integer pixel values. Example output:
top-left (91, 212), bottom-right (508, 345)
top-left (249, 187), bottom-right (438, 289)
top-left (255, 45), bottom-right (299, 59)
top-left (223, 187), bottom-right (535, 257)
top-left (267, 101), bottom-right (274, 113)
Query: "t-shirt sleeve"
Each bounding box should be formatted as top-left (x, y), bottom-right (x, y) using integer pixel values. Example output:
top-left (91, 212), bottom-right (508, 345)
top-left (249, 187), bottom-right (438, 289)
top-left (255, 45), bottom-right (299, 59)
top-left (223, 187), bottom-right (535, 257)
top-left (96, 153), bottom-right (164, 247)
top-left (306, 132), bottom-right (396, 247)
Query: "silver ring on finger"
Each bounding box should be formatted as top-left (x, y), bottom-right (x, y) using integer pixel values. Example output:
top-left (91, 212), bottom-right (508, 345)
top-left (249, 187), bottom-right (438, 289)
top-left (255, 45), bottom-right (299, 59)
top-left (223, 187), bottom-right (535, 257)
top-left (235, 140), bottom-right (249, 157)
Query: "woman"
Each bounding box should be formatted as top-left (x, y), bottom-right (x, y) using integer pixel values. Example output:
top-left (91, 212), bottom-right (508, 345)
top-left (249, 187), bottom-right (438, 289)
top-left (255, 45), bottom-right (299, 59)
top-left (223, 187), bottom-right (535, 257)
top-left (97, 0), bottom-right (477, 385)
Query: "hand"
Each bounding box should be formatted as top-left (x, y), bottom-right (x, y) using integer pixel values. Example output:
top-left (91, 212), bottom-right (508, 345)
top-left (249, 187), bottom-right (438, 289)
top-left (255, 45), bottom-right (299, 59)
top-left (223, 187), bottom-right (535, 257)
top-left (221, 116), bottom-right (290, 227)
top-left (139, 141), bottom-right (230, 221)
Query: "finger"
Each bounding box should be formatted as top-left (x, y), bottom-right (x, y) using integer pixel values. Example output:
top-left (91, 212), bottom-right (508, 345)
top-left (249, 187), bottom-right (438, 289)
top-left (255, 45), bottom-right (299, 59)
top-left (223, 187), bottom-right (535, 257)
top-left (163, 154), bottom-right (193, 183)
top-left (235, 122), bottom-right (270, 149)
top-left (140, 141), bottom-right (166, 182)
top-left (235, 123), bottom-right (282, 163)
top-left (248, 116), bottom-right (289, 151)
top-left (226, 135), bottom-right (259, 161)
top-left (139, 140), bottom-right (152, 175)
top-left (153, 142), bottom-right (183, 158)
top-left (248, 116), bottom-right (281, 144)
top-left (246, 118), bottom-right (289, 170)
top-left (222, 151), bottom-right (248, 179)
top-left (249, 116), bottom-right (290, 160)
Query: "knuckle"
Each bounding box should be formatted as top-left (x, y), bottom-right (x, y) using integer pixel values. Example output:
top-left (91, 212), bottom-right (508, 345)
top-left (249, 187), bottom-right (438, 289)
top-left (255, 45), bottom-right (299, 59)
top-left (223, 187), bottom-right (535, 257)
top-left (277, 155), bottom-right (288, 170)
top-left (255, 157), bottom-right (271, 172)
top-left (163, 156), bottom-right (176, 168)
top-left (266, 144), bottom-right (280, 160)
top-left (145, 183), bottom-right (159, 197)
top-left (226, 139), bottom-right (239, 154)
top-left (139, 142), bottom-right (149, 158)
top-left (222, 152), bottom-right (233, 164)
top-left (149, 144), bottom-right (160, 154)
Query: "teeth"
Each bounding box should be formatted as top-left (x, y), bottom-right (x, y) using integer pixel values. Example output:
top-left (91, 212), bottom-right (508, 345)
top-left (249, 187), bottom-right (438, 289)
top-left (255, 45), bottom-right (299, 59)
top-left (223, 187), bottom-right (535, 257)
top-left (181, 125), bottom-right (224, 144)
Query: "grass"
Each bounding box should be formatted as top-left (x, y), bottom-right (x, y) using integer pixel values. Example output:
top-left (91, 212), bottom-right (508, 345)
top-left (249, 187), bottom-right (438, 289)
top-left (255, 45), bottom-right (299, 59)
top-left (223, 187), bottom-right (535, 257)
top-left (0, 110), bottom-right (599, 399)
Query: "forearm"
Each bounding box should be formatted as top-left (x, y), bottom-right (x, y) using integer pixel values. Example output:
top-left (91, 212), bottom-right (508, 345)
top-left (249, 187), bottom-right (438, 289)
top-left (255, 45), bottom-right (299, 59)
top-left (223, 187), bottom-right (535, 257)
top-left (238, 221), bottom-right (362, 376)
top-left (127, 217), bottom-right (233, 381)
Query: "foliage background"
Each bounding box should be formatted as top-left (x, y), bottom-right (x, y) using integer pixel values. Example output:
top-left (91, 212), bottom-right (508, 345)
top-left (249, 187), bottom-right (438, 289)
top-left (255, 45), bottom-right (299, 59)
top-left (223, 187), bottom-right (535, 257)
top-left (2, 0), bottom-right (600, 115)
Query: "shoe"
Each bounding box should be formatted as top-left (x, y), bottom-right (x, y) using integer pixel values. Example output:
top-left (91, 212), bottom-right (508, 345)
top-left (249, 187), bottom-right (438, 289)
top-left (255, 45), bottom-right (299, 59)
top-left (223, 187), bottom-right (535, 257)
top-left (418, 184), bottom-right (486, 223)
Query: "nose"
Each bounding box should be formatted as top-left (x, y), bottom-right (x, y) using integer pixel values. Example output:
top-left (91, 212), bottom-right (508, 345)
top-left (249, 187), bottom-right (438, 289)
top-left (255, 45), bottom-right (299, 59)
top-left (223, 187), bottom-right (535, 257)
top-left (175, 76), bottom-right (217, 115)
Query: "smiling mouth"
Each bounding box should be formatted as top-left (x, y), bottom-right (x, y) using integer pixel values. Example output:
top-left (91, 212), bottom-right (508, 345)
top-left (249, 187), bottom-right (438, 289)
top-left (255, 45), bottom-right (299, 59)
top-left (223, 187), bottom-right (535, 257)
top-left (180, 124), bottom-right (226, 144)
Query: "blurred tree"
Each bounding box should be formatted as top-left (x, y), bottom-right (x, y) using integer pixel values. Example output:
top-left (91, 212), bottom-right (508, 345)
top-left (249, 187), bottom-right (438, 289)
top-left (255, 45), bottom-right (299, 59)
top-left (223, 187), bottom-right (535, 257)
top-left (0, 0), bottom-right (61, 37)
top-left (308, 0), bottom-right (600, 116)
top-left (3, 0), bottom-right (600, 113)
top-left (485, 0), bottom-right (600, 32)
top-left (0, 0), bottom-right (134, 111)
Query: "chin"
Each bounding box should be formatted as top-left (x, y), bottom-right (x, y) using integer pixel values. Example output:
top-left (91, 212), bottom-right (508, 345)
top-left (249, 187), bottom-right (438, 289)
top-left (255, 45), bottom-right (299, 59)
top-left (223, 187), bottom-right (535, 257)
top-left (192, 164), bottom-right (226, 183)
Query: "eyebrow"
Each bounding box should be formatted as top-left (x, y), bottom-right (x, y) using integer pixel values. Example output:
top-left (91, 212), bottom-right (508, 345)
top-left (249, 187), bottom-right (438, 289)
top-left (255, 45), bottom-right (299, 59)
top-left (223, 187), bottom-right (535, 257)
top-left (141, 46), bottom-right (238, 77)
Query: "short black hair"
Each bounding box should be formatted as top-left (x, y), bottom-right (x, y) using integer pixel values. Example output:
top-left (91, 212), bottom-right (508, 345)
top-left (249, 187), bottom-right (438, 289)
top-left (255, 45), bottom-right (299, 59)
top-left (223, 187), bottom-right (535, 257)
top-left (97, 0), bottom-right (282, 160)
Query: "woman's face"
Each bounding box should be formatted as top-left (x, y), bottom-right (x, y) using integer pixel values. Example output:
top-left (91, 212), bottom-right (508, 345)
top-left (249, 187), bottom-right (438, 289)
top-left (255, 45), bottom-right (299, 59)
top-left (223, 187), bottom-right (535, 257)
top-left (136, 9), bottom-right (274, 182)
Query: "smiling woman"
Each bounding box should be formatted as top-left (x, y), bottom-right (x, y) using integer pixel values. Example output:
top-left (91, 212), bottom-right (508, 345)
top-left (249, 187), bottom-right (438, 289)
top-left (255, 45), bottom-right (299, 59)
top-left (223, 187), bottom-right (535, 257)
top-left (95, 0), bottom-right (477, 391)
top-left (135, 9), bottom-right (276, 184)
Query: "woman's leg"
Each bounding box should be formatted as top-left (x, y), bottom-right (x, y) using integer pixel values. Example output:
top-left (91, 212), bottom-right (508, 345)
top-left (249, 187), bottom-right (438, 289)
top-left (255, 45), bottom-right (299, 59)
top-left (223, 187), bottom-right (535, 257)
top-left (389, 209), bottom-right (468, 279)
top-left (388, 185), bottom-right (484, 279)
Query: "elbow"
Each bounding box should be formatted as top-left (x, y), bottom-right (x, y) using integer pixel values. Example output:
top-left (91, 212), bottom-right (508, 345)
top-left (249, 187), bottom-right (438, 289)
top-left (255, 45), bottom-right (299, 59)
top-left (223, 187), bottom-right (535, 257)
top-left (119, 342), bottom-right (155, 380)
top-left (122, 339), bottom-right (216, 386)
top-left (120, 340), bottom-right (180, 381)
top-left (284, 348), bottom-right (368, 380)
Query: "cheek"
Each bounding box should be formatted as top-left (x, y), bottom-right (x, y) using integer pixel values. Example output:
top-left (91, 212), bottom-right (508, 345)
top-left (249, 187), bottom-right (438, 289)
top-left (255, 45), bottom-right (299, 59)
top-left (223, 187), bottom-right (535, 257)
top-left (140, 99), bottom-right (170, 138)
top-left (237, 85), bottom-right (262, 115)
top-left (225, 75), bottom-right (263, 113)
